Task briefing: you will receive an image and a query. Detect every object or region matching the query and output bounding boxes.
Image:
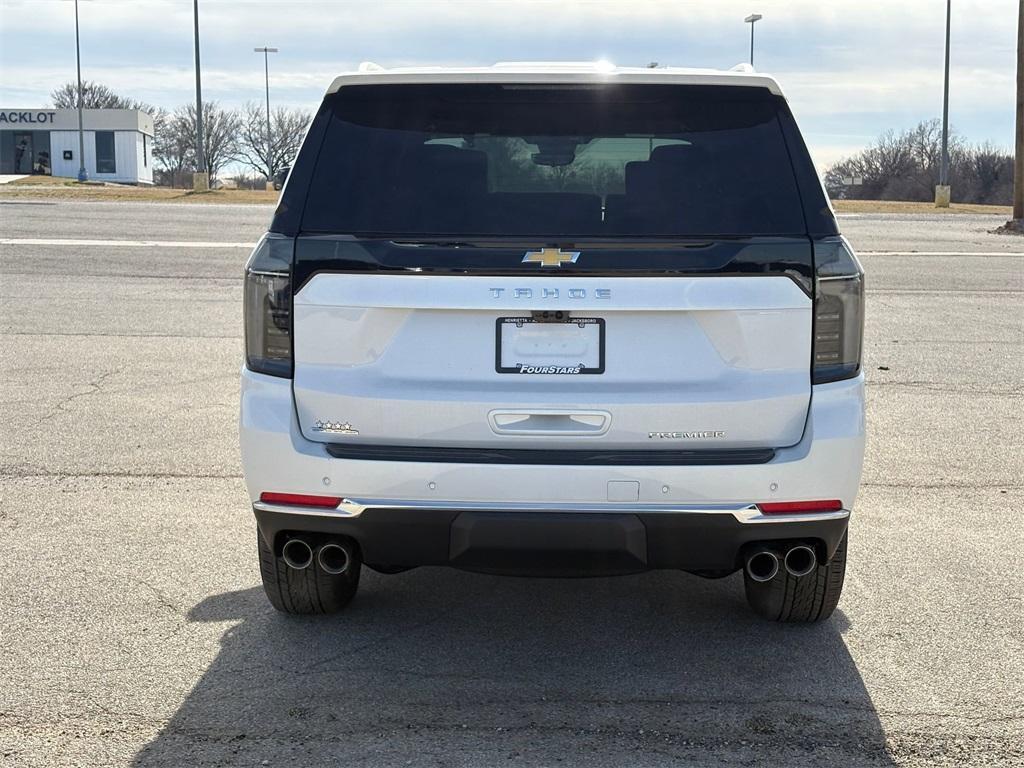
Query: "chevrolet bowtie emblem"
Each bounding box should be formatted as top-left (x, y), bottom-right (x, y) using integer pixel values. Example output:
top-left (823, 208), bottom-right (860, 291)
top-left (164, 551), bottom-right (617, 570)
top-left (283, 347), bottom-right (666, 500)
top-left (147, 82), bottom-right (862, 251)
top-left (522, 247), bottom-right (581, 267)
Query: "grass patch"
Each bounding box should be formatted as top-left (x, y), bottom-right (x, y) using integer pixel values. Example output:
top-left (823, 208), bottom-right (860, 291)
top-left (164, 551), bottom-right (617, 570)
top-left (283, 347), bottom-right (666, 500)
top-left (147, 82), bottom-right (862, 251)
top-left (832, 199), bottom-right (1011, 215)
top-left (0, 181), bottom-right (278, 204)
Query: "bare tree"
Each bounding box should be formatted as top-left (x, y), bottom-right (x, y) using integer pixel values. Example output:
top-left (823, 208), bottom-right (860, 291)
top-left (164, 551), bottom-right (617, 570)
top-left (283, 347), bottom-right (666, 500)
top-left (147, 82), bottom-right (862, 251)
top-left (152, 108), bottom-right (194, 187)
top-left (180, 102), bottom-right (241, 182)
top-left (151, 102), bottom-right (240, 185)
top-left (51, 80), bottom-right (154, 112)
top-left (235, 102), bottom-right (311, 178)
top-left (195, 102), bottom-right (241, 181)
top-left (825, 120), bottom-right (1012, 205)
top-left (962, 143), bottom-right (1014, 205)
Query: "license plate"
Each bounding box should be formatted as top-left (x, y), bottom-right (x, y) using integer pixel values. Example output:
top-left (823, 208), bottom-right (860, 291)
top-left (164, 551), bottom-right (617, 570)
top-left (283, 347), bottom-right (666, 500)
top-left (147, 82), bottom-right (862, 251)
top-left (495, 317), bottom-right (605, 374)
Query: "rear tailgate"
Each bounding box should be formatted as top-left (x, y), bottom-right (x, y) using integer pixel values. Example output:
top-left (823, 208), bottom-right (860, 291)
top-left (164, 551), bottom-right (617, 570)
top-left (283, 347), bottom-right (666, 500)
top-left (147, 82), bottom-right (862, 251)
top-left (279, 81), bottom-right (828, 455)
top-left (292, 254), bottom-right (811, 451)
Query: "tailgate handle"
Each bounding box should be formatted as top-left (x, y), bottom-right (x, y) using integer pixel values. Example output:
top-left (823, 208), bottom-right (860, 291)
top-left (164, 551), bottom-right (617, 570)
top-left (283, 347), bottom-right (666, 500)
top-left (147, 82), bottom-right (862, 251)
top-left (488, 410), bottom-right (611, 436)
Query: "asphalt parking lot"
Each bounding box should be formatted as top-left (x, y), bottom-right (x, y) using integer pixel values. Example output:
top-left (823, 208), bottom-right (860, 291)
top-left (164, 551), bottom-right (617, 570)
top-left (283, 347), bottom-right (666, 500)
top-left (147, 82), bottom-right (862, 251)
top-left (0, 200), bottom-right (1021, 767)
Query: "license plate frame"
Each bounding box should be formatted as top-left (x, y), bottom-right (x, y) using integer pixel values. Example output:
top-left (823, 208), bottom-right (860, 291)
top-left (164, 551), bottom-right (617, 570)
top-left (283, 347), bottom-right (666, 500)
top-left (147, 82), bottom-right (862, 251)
top-left (495, 316), bottom-right (605, 374)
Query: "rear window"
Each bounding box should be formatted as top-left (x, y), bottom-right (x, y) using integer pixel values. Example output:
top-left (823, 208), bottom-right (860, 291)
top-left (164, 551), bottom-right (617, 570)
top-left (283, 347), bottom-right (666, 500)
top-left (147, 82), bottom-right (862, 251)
top-left (301, 83), bottom-right (806, 238)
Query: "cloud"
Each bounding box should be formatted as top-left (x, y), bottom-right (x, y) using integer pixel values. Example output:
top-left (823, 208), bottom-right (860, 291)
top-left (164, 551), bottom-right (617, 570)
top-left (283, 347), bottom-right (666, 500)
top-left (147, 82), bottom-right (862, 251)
top-left (0, 0), bottom-right (1018, 163)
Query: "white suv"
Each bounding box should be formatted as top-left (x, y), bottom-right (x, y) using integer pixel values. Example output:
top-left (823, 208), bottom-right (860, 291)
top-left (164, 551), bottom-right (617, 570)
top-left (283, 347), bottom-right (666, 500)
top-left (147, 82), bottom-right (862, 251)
top-left (241, 63), bottom-right (865, 622)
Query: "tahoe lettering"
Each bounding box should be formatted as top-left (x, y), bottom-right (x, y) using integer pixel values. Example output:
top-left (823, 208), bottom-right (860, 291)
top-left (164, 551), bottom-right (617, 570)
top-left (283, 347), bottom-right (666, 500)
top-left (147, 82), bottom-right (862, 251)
top-left (489, 287), bottom-right (611, 299)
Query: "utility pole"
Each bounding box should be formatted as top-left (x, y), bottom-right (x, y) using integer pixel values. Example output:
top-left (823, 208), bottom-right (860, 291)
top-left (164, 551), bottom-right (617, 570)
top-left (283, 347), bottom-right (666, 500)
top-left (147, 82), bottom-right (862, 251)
top-left (73, 0), bottom-right (88, 182)
top-left (254, 46), bottom-right (278, 189)
top-left (745, 14), bottom-right (763, 67)
top-left (936, 0), bottom-right (952, 207)
top-left (1013, 0), bottom-right (1024, 223)
top-left (192, 0), bottom-right (208, 190)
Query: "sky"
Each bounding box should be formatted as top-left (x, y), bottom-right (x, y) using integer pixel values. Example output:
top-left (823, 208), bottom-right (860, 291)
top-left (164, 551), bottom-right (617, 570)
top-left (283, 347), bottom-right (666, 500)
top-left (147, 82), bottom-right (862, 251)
top-left (0, 0), bottom-right (1018, 169)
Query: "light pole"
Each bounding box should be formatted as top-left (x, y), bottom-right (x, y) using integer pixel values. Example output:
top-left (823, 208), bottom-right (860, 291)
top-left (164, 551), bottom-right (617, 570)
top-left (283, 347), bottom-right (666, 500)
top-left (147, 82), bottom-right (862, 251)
top-left (192, 0), bottom-right (207, 190)
top-left (73, 0), bottom-right (87, 182)
top-left (1013, 0), bottom-right (1023, 224)
top-left (745, 13), bottom-right (763, 68)
top-left (254, 46), bottom-right (278, 185)
top-left (936, 0), bottom-right (952, 207)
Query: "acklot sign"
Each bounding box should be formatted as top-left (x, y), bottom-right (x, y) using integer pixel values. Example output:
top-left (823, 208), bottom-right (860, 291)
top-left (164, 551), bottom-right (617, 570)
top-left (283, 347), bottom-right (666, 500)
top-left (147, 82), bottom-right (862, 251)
top-left (0, 109), bottom-right (153, 134)
top-left (0, 111), bottom-right (56, 125)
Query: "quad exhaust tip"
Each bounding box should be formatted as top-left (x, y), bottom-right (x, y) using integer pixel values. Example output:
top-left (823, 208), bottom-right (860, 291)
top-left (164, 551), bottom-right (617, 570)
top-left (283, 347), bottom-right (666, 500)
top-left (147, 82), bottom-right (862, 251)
top-left (746, 544), bottom-right (818, 582)
top-left (281, 537), bottom-right (355, 574)
top-left (746, 550), bottom-right (780, 583)
top-left (317, 542), bottom-right (353, 575)
top-left (784, 544), bottom-right (817, 578)
top-left (281, 538), bottom-right (314, 570)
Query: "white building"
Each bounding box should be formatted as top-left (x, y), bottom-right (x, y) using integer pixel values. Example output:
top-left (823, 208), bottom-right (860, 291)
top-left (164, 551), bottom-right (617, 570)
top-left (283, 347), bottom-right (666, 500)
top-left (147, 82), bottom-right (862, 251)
top-left (0, 108), bottom-right (154, 184)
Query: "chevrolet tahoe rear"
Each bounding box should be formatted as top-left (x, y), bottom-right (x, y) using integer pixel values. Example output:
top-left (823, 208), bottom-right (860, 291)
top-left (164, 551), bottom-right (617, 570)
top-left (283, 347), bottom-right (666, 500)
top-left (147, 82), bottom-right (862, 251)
top-left (240, 62), bottom-right (865, 621)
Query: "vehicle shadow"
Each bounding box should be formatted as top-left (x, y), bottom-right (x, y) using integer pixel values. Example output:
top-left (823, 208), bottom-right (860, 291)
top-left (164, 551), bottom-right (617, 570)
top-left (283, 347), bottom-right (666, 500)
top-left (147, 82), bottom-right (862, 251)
top-left (133, 568), bottom-right (895, 766)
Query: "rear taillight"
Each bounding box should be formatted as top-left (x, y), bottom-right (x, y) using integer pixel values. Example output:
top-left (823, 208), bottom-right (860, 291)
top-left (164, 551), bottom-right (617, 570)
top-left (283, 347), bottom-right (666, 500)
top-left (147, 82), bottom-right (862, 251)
top-left (758, 499), bottom-right (844, 514)
top-left (813, 237), bottom-right (864, 384)
top-left (244, 234), bottom-right (293, 378)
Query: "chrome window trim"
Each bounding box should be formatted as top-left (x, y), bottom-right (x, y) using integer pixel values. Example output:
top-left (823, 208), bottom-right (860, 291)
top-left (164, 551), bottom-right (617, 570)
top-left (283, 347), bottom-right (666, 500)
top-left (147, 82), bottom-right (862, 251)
top-left (253, 498), bottom-right (849, 525)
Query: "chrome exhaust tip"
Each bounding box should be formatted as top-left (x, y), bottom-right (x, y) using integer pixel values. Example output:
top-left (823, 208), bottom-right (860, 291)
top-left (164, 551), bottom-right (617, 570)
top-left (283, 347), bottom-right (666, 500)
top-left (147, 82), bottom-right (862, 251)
top-left (281, 538), bottom-right (314, 570)
top-left (317, 541), bottom-right (353, 575)
top-left (784, 545), bottom-right (817, 578)
top-left (746, 550), bottom-right (780, 583)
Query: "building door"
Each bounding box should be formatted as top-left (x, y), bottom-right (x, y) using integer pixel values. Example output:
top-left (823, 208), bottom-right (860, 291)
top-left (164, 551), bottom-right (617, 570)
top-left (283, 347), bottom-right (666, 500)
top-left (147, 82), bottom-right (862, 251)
top-left (13, 132), bottom-right (33, 173)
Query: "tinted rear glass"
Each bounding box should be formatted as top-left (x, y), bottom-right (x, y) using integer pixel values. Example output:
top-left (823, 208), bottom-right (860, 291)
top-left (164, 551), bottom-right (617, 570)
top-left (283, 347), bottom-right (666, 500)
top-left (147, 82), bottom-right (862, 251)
top-left (301, 84), bottom-right (806, 237)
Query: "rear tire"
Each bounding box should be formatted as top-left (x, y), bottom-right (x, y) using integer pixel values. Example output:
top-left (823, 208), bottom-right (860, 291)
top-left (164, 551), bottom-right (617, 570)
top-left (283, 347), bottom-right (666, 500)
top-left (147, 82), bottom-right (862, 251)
top-left (744, 532), bottom-right (847, 622)
top-left (257, 531), bottom-right (360, 614)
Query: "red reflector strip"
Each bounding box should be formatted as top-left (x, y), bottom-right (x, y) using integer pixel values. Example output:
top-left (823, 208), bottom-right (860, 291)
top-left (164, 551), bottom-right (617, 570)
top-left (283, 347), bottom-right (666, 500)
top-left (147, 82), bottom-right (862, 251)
top-left (757, 499), bottom-right (843, 514)
top-left (259, 492), bottom-right (342, 508)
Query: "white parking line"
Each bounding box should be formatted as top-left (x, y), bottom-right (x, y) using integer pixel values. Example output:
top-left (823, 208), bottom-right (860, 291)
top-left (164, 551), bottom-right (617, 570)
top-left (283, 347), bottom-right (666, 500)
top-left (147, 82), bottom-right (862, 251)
top-left (859, 251), bottom-right (1023, 256)
top-left (0, 238), bottom-right (253, 248)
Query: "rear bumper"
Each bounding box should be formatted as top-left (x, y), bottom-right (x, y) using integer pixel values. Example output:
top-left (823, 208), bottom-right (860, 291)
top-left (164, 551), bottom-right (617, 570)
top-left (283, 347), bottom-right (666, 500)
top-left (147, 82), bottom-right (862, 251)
top-left (253, 500), bottom-right (849, 574)
top-left (241, 368), bottom-right (864, 573)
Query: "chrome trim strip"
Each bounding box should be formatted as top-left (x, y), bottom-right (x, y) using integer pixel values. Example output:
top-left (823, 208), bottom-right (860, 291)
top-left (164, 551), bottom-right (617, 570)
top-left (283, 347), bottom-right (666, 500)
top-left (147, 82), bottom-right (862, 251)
top-left (816, 274), bottom-right (859, 282)
top-left (247, 269), bottom-right (289, 277)
top-left (253, 500), bottom-right (363, 519)
top-left (736, 508), bottom-right (849, 524)
top-left (253, 498), bottom-right (850, 525)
